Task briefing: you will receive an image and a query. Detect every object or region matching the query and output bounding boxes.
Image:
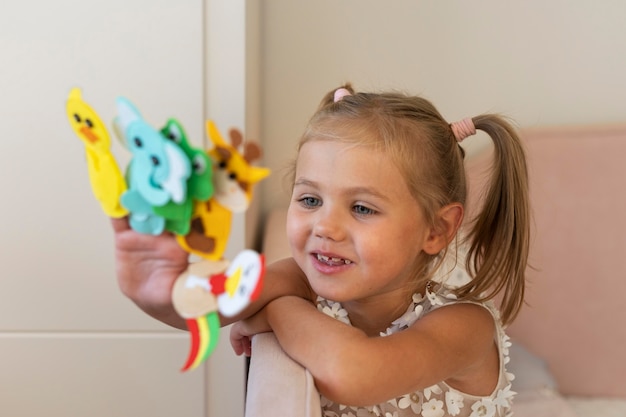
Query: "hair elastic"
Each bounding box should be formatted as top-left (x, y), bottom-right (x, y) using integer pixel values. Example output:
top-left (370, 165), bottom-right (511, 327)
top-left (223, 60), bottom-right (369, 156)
top-left (450, 118), bottom-right (476, 142)
top-left (333, 88), bottom-right (352, 103)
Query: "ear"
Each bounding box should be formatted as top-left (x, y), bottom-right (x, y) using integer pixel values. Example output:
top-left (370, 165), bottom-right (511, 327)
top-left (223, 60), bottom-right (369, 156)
top-left (206, 120), bottom-right (227, 150)
top-left (229, 128), bottom-right (244, 148)
top-left (422, 203), bottom-right (464, 255)
top-left (115, 97), bottom-right (142, 133)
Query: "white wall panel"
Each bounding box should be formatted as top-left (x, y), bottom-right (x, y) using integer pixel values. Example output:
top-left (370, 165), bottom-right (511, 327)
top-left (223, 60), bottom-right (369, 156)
top-left (0, 0), bottom-right (204, 332)
top-left (1, 0), bottom-right (260, 414)
top-left (0, 335), bottom-right (204, 416)
top-left (0, 1), bottom-right (219, 416)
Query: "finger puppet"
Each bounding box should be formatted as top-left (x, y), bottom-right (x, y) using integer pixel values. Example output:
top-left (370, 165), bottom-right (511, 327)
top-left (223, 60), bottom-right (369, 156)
top-left (66, 90), bottom-right (269, 372)
top-left (153, 119), bottom-right (215, 235)
top-left (176, 121), bottom-right (271, 260)
top-left (115, 98), bottom-right (192, 235)
top-left (172, 250), bottom-right (265, 371)
top-left (171, 120), bottom-right (270, 371)
top-left (65, 88), bottom-right (128, 217)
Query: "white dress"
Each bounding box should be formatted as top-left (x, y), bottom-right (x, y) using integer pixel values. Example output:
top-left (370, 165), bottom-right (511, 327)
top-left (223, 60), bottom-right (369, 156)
top-left (316, 282), bottom-right (516, 417)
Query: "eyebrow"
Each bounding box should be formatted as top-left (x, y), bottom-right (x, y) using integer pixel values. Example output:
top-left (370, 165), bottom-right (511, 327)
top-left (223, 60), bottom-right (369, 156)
top-left (293, 178), bottom-right (391, 202)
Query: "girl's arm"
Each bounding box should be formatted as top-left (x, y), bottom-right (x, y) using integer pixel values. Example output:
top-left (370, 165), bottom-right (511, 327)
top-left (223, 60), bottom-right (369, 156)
top-left (112, 217), bottom-right (312, 330)
top-left (264, 296), bottom-right (497, 407)
top-left (220, 256), bottom-right (314, 326)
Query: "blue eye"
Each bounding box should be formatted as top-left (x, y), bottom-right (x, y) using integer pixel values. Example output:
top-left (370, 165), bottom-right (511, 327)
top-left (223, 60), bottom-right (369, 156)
top-left (353, 204), bottom-right (375, 216)
top-left (299, 196), bottom-right (321, 208)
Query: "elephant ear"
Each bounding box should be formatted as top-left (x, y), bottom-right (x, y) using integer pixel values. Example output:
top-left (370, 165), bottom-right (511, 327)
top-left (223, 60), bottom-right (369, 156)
top-left (114, 97), bottom-right (143, 146)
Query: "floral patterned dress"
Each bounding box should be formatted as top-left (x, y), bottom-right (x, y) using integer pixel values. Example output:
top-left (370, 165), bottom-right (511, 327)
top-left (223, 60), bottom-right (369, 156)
top-left (316, 283), bottom-right (516, 417)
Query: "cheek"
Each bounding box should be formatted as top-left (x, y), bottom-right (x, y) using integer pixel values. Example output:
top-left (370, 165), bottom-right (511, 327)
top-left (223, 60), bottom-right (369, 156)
top-left (362, 223), bottom-right (424, 263)
top-left (285, 207), bottom-right (307, 249)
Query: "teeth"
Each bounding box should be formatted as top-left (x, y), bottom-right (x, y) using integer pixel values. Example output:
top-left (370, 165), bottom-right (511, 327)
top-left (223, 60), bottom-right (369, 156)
top-left (317, 254), bottom-right (352, 265)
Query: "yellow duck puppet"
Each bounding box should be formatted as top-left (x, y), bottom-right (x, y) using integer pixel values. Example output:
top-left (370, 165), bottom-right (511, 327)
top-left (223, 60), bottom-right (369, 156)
top-left (65, 88), bottom-right (128, 218)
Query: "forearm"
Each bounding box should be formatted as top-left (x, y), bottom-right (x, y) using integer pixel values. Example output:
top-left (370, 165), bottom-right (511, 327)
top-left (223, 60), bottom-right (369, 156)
top-left (228, 259), bottom-right (312, 356)
top-left (265, 296), bottom-right (379, 405)
top-left (265, 297), bottom-right (499, 407)
top-left (219, 257), bottom-right (313, 326)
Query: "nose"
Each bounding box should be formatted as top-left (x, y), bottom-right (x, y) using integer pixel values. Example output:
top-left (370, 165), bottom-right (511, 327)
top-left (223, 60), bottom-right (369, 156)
top-left (313, 207), bottom-right (346, 242)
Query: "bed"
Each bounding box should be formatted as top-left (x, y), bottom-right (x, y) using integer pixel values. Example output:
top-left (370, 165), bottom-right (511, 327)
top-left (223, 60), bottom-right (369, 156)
top-left (245, 124), bottom-right (626, 417)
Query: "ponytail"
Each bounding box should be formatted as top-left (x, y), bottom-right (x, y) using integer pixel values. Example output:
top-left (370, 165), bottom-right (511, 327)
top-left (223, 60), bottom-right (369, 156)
top-left (460, 115), bottom-right (530, 325)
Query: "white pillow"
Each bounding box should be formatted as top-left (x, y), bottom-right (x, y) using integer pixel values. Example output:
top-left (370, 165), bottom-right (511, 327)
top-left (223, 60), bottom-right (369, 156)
top-left (507, 341), bottom-right (558, 394)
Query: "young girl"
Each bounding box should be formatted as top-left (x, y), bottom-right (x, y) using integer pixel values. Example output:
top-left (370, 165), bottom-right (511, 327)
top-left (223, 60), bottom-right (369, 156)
top-left (229, 84), bottom-right (530, 417)
top-left (112, 84), bottom-right (529, 417)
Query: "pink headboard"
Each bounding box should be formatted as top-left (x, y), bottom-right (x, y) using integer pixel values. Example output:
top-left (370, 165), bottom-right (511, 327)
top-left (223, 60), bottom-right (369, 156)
top-left (502, 124), bottom-right (626, 398)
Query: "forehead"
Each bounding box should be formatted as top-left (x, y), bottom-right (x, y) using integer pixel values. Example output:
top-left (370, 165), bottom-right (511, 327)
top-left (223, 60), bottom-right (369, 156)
top-left (295, 140), bottom-right (411, 199)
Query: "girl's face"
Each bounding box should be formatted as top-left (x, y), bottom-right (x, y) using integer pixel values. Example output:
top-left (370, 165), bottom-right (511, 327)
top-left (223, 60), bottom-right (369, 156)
top-left (287, 140), bottom-right (436, 306)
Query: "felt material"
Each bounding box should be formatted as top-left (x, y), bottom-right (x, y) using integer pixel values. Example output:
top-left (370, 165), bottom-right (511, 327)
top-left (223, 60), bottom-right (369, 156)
top-left (173, 252), bottom-right (264, 373)
top-left (65, 88), bottom-right (128, 218)
top-left (177, 121), bottom-right (270, 260)
top-left (115, 97), bottom-right (192, 235)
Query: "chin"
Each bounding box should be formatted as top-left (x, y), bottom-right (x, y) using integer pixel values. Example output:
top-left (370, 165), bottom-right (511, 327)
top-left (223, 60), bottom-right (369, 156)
top-left (307, 279), bottom-right (351, 303)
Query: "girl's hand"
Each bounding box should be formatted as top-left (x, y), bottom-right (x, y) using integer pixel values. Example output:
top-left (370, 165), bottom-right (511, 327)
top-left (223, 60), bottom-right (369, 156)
top-left (111, 217), bottom-right (189, 329)
top-left (112, 216), bottom-right (313, 331)
top-left (230, 307), bottom-right (272, 357)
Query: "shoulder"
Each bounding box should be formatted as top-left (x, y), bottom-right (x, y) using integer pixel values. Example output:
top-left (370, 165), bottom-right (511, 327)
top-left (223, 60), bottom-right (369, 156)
top-left (415, 301), bottom-right (495, 339)
top-left (417, 283), bottom-right (498, 339)
top-left (407, 300), bottom-right (497, 370)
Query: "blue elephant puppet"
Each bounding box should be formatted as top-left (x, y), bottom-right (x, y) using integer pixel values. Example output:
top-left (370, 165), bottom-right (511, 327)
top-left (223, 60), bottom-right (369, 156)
top-left (115, 97), bottom-right (195, 235)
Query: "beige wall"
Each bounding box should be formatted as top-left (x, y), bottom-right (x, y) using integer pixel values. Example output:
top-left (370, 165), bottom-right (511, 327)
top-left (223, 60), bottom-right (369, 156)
top-left (259, 1), bottom-right (626, 215)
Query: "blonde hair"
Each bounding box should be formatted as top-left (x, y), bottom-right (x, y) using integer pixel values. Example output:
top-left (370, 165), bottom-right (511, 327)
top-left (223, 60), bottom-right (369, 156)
top-left (294, 84), bottom-right (529, 325)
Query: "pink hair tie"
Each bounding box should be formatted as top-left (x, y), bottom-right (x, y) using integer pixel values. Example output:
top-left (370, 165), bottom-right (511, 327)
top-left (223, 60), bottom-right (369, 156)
top-left (450, 118), bottom-right (476, 142)
top-left (333, 88), bottom-right (352, 103)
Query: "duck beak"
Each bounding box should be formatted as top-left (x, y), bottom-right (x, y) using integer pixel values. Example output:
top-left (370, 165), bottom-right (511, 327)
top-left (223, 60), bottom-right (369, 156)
top-left (80, 126), bottom-right (99, 144)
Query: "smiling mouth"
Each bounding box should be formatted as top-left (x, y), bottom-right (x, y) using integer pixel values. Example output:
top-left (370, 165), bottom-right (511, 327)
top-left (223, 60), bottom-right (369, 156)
top-left (316, 253), bottom-right (352, 266)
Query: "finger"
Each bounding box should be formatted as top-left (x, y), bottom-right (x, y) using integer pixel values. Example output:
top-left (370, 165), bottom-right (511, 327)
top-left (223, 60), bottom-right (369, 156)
top-left (229, 326), bottom-right (244, 355)
top-left (110, 216), bottom-right (130, 233)
top-left (231, 339), bottom-right (245, 356)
